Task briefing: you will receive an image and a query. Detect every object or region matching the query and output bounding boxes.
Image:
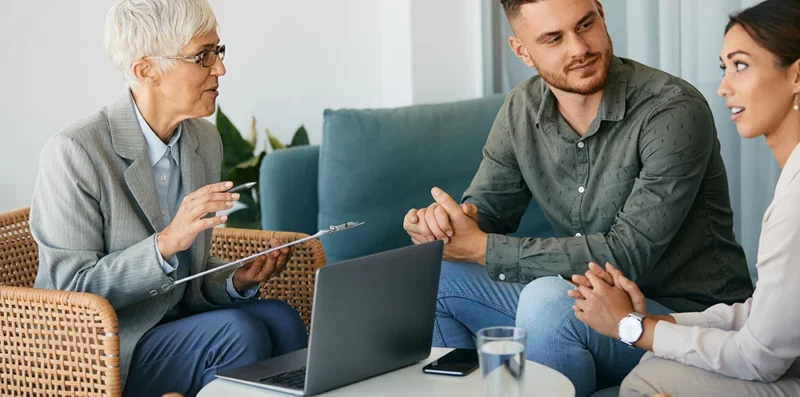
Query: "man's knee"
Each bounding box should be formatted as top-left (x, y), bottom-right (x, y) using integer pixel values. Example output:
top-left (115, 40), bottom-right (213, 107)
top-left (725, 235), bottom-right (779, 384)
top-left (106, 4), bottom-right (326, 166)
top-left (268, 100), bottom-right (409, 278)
top-left (516, 276), bottom-right (575, 329)
top-left (438, 261), bottom-right (483, 289)
top-left (436, 261), bottom-right (484, 306)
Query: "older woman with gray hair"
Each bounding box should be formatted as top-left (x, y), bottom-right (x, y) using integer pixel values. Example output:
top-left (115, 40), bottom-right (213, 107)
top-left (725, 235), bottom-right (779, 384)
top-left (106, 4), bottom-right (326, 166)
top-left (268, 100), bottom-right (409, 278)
top-left (29, 0), bottom-right (307, 395)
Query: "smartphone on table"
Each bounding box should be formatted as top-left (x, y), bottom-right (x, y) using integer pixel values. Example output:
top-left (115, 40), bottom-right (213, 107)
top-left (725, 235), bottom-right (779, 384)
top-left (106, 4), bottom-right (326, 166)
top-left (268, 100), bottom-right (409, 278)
top-left (422, 348), bottom-right (479, 376)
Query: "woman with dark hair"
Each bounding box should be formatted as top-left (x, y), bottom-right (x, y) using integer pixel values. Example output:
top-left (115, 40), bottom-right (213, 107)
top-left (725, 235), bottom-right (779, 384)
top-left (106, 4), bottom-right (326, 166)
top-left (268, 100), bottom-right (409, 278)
top-left (568, 0), bottom-right (800, 395)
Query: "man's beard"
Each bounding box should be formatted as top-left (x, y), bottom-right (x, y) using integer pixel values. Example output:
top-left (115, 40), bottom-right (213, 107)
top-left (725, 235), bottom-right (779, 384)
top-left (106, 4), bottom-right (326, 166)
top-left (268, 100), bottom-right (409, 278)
top-left (535, 36), bottom-right (614, 96)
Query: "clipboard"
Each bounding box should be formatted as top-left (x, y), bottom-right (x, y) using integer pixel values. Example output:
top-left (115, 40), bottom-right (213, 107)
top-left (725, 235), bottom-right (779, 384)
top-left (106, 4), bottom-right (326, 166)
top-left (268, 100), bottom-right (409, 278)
top-left (173, 221), bottom-right (365, 285)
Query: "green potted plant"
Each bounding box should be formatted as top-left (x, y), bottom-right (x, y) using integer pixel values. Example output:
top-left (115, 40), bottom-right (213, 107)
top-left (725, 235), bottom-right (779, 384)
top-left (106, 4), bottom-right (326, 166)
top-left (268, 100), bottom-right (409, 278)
top-left (215, 106), bottom-right (310, 229)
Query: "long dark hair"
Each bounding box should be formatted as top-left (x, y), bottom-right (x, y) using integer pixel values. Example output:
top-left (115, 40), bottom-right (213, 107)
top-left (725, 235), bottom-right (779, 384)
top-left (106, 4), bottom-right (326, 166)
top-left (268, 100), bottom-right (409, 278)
top-left (725, 0), bottom-right (800, 68)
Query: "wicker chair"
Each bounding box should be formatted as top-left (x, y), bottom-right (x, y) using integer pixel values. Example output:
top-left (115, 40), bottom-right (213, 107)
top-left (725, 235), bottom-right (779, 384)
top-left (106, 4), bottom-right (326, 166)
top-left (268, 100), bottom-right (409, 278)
top-left (0, 207), bottom-right (325, 396)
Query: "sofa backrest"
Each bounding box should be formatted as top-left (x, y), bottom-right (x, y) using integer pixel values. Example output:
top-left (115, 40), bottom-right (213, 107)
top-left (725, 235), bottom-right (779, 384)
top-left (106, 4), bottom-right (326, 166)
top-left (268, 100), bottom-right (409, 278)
top-left (317, 95), bottom-right (553, 264)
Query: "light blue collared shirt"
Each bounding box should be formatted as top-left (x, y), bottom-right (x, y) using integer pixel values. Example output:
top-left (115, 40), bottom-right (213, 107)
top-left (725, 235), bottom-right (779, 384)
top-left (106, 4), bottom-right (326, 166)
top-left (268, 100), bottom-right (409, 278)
top-left (134, 102), bottom-right (256, 300)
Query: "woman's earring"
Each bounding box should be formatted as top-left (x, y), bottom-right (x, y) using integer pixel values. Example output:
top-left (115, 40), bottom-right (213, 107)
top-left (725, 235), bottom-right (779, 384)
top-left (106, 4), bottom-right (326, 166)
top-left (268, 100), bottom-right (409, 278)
top-left (795, 93), bottom-right (799, 111)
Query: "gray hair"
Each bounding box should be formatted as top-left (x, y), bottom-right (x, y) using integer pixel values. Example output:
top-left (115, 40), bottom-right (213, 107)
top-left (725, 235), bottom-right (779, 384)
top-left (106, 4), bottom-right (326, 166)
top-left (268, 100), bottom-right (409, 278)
top-left (104, 0), bottom-right (218, 87)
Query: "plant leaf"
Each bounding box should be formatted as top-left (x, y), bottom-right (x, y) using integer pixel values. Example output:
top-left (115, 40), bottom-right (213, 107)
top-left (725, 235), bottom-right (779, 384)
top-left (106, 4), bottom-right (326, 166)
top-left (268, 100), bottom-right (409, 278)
top-left (226, 207), bottom-right (261, 229)
top-left (290, 125), bottom-right (310, 147)
top-left (266, 128), bottom-right (286, 150)
top-left (238, 189), bottom-right (258, 210)
top-left (228, 152), bottom-right (266, 187)
top-left (216, 106), bottom-right (255, 180)
top-left (248, 116), bottom-right (258, 148)
top-left (226, 188), bottom-right (260, 229)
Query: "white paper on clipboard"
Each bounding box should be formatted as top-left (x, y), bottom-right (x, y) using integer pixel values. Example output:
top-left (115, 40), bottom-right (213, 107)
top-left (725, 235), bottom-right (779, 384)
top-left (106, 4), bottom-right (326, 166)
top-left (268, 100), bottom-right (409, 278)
top-left (173, 221), bottom-right (364, 286)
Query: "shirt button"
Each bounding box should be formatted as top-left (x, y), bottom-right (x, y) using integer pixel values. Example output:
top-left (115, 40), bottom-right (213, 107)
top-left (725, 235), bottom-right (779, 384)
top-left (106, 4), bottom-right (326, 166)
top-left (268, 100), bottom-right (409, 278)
top-left (149, 290), bottom-right (158, 296)
top-left (160, 175), bottom-right (167, 181)
top-left (161, 209), bottom-right (167, 215)
top-left (575, 233), bottom-right (582, 237)
top-left (578, 186), bottom-right (586, 194)
top-left (498, 273), bottom-right (506, 281)
top-left (577, 142), bottom-right (585, 149)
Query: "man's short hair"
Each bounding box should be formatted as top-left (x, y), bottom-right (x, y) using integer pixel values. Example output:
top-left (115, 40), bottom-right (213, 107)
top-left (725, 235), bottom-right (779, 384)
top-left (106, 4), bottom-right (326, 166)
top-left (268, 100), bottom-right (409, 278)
top-left (500, 0), bottom-right (545, 20)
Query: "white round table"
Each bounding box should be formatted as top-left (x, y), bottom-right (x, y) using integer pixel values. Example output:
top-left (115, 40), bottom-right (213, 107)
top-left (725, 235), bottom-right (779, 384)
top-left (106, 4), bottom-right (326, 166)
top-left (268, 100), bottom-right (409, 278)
top-left (198, 347), bottom-right (575, 397)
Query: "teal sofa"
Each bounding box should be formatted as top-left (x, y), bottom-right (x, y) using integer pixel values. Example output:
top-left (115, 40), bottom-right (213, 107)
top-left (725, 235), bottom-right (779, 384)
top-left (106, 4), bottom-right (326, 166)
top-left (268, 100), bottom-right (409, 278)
top-left (259, 94), bottom-right (555, 264)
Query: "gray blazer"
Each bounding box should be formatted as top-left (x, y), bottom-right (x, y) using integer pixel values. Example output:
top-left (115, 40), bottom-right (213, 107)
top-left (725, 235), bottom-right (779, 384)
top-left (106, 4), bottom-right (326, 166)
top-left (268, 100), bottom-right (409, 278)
top-left (31, 91), bottom-right (235, 387)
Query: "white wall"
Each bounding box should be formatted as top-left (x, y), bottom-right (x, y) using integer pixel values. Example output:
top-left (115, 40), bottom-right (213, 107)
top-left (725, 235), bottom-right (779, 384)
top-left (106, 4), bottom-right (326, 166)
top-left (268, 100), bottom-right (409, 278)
top-left (0, 0), bottom-right (483, 212)
top-left (410, 0), bottom-right (484, 105)
top-left (2, 1), bottom-right (123, 211)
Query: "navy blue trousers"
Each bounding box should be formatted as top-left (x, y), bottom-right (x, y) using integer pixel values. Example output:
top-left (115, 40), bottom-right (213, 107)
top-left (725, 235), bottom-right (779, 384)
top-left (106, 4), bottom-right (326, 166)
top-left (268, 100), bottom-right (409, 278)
top-left (123, 299), bottom-right (307, 397)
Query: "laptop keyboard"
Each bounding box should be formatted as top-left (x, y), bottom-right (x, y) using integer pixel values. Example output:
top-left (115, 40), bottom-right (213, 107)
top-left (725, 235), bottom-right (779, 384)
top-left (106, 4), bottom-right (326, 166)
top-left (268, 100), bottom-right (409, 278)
top-left (259, 367), bottom-right (307, 390)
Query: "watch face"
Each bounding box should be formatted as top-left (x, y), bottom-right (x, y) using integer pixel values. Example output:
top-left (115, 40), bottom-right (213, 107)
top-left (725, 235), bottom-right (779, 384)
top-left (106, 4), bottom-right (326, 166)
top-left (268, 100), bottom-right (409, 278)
top-left (619, 316), bottom-right (643, 343)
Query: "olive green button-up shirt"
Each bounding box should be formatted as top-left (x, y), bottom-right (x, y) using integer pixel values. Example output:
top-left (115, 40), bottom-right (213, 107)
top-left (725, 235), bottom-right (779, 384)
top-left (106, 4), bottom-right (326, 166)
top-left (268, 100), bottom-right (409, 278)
top-left (465, 57), bottom-right (753, 312)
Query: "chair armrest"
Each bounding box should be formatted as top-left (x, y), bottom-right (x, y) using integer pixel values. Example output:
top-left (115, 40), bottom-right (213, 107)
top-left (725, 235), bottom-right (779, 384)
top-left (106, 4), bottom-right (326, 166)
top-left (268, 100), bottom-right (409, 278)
top-left (0, 285), bottom-right (121, 396)
top-left (259, 145), bottom-right (320, 236)
top-left (210, 228), bottom-right (327, 332)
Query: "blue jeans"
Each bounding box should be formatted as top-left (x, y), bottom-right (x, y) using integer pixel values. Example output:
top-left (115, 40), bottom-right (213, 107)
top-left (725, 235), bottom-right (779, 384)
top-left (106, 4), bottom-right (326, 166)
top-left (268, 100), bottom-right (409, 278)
top-left (123, 299), bottom-right (307, 397)
top-left (434, 262), bottom-right (672, 397)
top-left (433, 261), bottom-right (526, 347)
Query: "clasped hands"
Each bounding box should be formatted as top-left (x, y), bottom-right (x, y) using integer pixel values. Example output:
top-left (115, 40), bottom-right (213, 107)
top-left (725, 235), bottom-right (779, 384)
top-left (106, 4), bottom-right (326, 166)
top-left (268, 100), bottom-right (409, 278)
top-left (568, 262), bottom-right (648, 340)
top-left (403, 187), bottom-right (488, 265)
top-left (403, 187), bottom-right (647, 341)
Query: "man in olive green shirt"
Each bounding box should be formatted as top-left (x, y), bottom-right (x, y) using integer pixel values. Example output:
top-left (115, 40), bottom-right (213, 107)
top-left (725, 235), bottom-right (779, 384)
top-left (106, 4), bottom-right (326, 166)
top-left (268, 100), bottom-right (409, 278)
top-left (403, 0), bottom-right (753, 395)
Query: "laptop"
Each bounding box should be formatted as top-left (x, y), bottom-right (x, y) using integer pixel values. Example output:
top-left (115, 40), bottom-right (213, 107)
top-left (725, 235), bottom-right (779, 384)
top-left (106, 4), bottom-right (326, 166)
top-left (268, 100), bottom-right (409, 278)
top-left (216, 240), bottom-right (444, 395)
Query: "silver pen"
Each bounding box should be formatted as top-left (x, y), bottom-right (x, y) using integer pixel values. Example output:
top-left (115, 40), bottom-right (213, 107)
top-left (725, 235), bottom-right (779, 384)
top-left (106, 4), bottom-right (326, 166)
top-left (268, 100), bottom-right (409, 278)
top-left (225, 181), bottom-right (257, 194)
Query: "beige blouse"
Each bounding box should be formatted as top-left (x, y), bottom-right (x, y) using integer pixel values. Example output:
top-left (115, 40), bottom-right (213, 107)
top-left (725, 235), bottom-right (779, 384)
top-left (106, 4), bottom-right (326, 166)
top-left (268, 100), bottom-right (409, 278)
top-left (653, 142), bottom-right (800, 382)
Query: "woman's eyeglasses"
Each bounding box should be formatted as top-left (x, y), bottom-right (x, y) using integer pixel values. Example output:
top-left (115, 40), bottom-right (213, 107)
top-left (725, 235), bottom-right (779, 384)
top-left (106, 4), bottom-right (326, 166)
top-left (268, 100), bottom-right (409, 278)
top-left (145, 44), bottom-right (226, 68)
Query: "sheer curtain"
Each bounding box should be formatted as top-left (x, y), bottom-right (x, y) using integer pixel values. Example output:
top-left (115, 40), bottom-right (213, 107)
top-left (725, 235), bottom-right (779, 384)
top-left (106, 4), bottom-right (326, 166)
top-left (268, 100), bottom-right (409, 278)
top-left (486, 0), bottom-right (776, 279)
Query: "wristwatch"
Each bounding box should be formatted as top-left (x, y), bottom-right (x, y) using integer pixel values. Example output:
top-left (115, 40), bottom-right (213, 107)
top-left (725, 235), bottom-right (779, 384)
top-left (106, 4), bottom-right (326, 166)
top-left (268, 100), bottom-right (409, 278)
top-left (618, 312), bottom-right (646, 347)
